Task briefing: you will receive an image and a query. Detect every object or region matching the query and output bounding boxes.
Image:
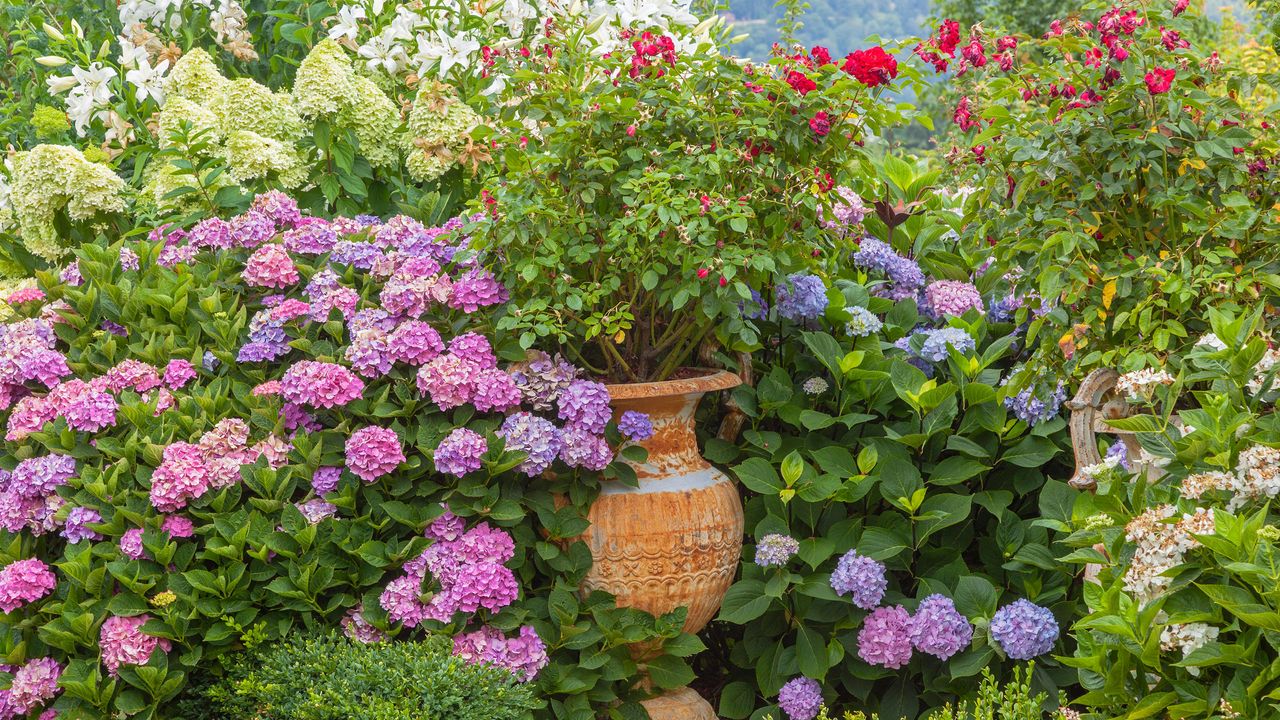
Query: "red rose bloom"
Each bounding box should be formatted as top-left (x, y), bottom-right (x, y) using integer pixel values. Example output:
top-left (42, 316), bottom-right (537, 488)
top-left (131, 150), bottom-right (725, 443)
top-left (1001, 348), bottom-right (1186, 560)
top-left (842, 48), bottom-right (898, 87)
top-left (810, 45), bottom-right (832, 67)
top-left (785, 70), bottom-right (817, 95)
top-left (1172, 0), bottom-right (1189, 15)
top-left (1144, 66), bottom-right (1175, 94)
top-left (938, 19), bottom-right (961, 55)
top-left (809, 111), bottom-right (831, 137)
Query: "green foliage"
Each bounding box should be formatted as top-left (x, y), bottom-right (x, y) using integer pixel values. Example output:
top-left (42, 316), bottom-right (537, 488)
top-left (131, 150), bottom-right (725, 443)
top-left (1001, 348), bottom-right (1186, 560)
top-left (1059, 310), bottom-right (1280, 719)
top-left (946, 0), bottom-right (1280, 378)
top-left (931, 664), bottom-right (1051, 720)
top-left (480, 17), bottom-right (924, 382)
top-left (206, 631), bottom-right (539, 720)
top-left (703, 179), bottom-right (1078, 719)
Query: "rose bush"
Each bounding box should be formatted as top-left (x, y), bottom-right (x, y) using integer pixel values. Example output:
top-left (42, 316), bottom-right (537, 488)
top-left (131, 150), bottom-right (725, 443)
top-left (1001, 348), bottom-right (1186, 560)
top-left (934, 0), bottom-right (1280, 377)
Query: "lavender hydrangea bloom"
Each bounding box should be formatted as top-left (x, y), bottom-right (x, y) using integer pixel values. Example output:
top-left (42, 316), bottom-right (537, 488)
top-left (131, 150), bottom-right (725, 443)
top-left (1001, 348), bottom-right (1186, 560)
top-left (909, 594), bottom-right (973, 660)
top-left (296, 499), bottom-right (338, 524)
top-left (830, 550), bottom-right (887, 609)
top-left (858, 605), bottom-right (914, 668)
top-left (453, 625), bottom-right (549, 682)
top-left (1002, 378), bottom-right (1067, 427)
top-left (10, 455), bottom-right (76, 497)
top-left (559, 425), bottom-right (613, 471)
top-left (617, 411), bottom-right (653, 442)
top-left (511, 352), bottom-right (577, 410)
top-left (776, 273), bottom-right (828, 321)
top-left (119, 247), bottom-right (140, 271)
top-left (331, 241), bottom-right (384, 269)
top-left (912, 327), bottom-right (976, 363)
top-left (558, 380), bottom-right (612, 434)
top-left (820, 186), bottom-right (866, 233)
top-left (202, 351), bottom-right (220, 371)
top-left (62, 507), bottom-right (102, 543)
top-left (990, 598), bottom-right (1059, 659)
top-left (498, 412), bottom-right (562, 476)
top-left (852, 238), bottom-right (925, 299)
top-left (754, 534), bottom-right (800, 568)
top-left (1106, 440), bottom-right (1130, 471)
top-left (311, 467), bottom-right (342, 495)
top-left (987, 294), bottom-right (1024, 323)
top-left (777, 677), bottom-right (823, 720)
top-left (434, 428), bottom-right (488, 477)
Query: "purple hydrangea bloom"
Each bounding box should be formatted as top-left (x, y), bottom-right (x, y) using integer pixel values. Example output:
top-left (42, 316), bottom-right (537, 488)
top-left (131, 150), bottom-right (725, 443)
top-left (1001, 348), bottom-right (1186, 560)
top-left (559, 425), bottom-right (613, 471)
top-left (237, 341), bottom-right (288, 363)
top-left (282, 221), bottom-right (338, 255)
top-left (354, 214), bottom-right (382, 227)
top-left (617, 411), bottom-right (653, 442)
top-left (449, 268), bottom-right (508, 313)
top-left (1106, 440), bottom-right (1130, 471)
top-left (987, 294), bottom-right (1024, 323)
top-left (498, 413), bottom-right (562, 476)
top-left (62, 507), bottom-right (102, 543)
top-left (820, 186), bottom-right (866, 233)
top-left (345, 328), bottom-right (393, 378)
top-left (120, 528), bottom-right (146, 560)
top-left (425, 510), bottom-right (465, 542)
top-left (857, 605), bottom-right (914, 668)
top-left (312, 466), bottom-right (342, 495)
top-left (908, 594), bottom-right (972, 660)
top-left (754, 534), bottom-right (800, 568)
top-left (231, 210), bottom-right (276, 248)
top-left (1002, 377), bottom-right (1067, 427)
top-left (188, 217), bottom-right (233, 249)
top-left (331, 241), bottom-right (385, 269)
top-left (10, 455), bottom-right (76, 497)
top-left (990, 598), bottom-right (1059, 660)
top-left (830, 550), bottom-right (887, 609)
top-left (296, 499), bottom-right (338, 524)
top-left (852, 238), bottom-right (925, 298)
top-left (202, 351), bottom-right (220, 371)
top-left (777, 677), bottom-right (823, 720)
top-left (251, 190), bottom-right (303, 229)
top-left (558, 380), bottom-right (612, 434)
top-left (434, 428), bottom-right (488, 477)
top-left (776, 273), bottom-right (828, 321)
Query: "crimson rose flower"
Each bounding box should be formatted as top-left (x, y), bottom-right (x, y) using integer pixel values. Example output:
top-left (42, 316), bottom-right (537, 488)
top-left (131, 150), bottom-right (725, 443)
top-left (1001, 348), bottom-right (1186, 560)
top-left (1144, 66), bottom-right (1175, 94)
top-left (809, 111), bottom-right (831, 137)
top-left (785, 69), bottom-right (817, 95)
top-left (842, 47), bottom-right (898, 87)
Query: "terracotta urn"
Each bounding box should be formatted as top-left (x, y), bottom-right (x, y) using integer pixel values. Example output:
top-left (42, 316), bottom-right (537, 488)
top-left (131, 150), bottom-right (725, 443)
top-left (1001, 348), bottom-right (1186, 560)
top-left (583, 368), bottom-right (744, 720)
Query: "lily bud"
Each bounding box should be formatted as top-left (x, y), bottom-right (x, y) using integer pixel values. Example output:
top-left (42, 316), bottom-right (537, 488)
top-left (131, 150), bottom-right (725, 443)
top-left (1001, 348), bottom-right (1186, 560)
top-left (693, 16), bottom-right (719, 36)
top-left (35, 56), bottom-right (69, 67)
top-left (582, 12), bottom-right (607, 35)
top-left (71, 19), bottom-right (84, 39)
top-left (42, 23), bottom-right (65, 42)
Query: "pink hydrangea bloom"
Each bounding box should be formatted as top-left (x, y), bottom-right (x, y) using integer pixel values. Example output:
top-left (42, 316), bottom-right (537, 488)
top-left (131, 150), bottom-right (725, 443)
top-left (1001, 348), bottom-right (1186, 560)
top-left (280, 361), bottom-right (365, 408)
top-left (49, 379), bottom-right (117, 432)
top-left (0, 558), bottom-right (57, 612)
top-left (857, 605), bottom-right (914, 669)
top-left (162, 359), bottom-right (197, 389)
top-left (453, 625), bottom-right (549, 681)
top-left (924, 280), bottom-right (984, 317)
top-left (105, 359), bottom-right (162, 393)
top-left (447, 333), bottom-right (497, 369)
top-left (471, 369), bottom-right (521, 412)
top-left (6, 396), bottom-right (56, 441)
top-left (6, 288), bottom-right (45, 305)
top-left (8, 657), bottom-right (61, 713)
top-left (387, 320), bottom-right (444, 366)
top-left (448, 268), bottom-right (508, 313)
top-left (242, 244), bottom-right (299, 289)
top-left (161, 515), bottom-right (195, 538)
top-left (100, 615), bottom-right (171, 675)
top-left (416, 355), bottom-right (479, 410)
top-left (252, 380), bottom-right (282, 397)
top-left (345, 426), bottom-right (404, 482)
top-left (148, 442), bottom-right (210, 512)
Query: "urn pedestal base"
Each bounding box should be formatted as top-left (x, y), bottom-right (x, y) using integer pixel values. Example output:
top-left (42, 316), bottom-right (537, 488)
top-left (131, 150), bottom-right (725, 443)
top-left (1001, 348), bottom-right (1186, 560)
top-left (640, 687), bottom-right (718, 720)
top-left (583, 369), bottom-right (744, 720)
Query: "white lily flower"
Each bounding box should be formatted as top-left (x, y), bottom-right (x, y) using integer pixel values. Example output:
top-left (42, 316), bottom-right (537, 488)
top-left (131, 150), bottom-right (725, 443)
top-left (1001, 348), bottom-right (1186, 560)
top-left (328, 4), bottom-right (366, 41)
top-left (71, 63), bottom-right (117, 105)
top-left (118, 36), bottom-right (150, 70)
top-left (126, 57), bottom-right (169, 105)
top-left (497, 0), bottom-right (538, 30)
top-left (389, 6), bottom-right (423, 40)
top-left (358, 28), bottom-right (410, 75)
top-left (414, 30), bottom-right (480, 78)
top-left (46, 74), bottom-right (80, 94)
top-left (65, 92), bottom-right (101, 137)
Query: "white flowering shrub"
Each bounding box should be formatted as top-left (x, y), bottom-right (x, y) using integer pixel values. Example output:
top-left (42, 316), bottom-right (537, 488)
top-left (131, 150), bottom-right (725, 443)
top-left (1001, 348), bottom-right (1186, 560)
top-left (1060, 309), bottom-right (1280, 719)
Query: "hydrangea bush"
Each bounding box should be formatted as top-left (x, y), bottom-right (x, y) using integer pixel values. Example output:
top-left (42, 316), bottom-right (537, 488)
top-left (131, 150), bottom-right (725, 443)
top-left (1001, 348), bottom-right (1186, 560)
top-left (0, 193), bottom-right (704, 718)
top-left (705, 195), bottom-right (1078, 719)
top-left (1060, 310), bottom-right (1280, 719)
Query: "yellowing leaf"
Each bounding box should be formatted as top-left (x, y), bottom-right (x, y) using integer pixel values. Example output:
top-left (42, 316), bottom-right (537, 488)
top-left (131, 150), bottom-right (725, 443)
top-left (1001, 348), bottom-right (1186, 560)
top-left (1102, 280), bottom-right (1117, 310)
top-left (613, 330), bottom-right (625, 344)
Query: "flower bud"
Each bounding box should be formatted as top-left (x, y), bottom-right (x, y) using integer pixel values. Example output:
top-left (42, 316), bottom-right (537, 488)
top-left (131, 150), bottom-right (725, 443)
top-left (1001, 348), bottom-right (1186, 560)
top-left (35, 56), bottom-right (69, 67)
top-left (42, 23), bottom-right (65, 42)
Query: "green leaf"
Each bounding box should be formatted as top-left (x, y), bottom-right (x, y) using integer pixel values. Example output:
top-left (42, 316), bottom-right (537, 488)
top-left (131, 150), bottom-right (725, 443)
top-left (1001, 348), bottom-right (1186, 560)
top-left (795, 625), bottom-right (829, 679)
top-left (718, 580), bottom-right (773, 624)
top-left (1001, 436), bottom-right (1057, 468)
top-left (645, 655), bottom-right (694, 689)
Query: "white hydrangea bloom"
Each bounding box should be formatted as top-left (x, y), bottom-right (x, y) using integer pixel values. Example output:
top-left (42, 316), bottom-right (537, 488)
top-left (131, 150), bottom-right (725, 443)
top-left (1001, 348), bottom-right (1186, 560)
top-left (1116, 368), bottom-right (1175, 400)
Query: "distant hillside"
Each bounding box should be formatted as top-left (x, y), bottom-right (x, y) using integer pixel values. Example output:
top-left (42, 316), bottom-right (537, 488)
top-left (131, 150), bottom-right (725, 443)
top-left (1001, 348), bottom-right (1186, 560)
top-left (722, 0), bottom-right (1256, 59)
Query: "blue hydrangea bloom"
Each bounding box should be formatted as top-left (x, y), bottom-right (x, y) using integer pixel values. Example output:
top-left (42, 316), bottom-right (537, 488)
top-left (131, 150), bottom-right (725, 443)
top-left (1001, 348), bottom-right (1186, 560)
top-left (776, 273), bottom-right (828, 321)
top-left (990, 598), bottom-right (1059, 660)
